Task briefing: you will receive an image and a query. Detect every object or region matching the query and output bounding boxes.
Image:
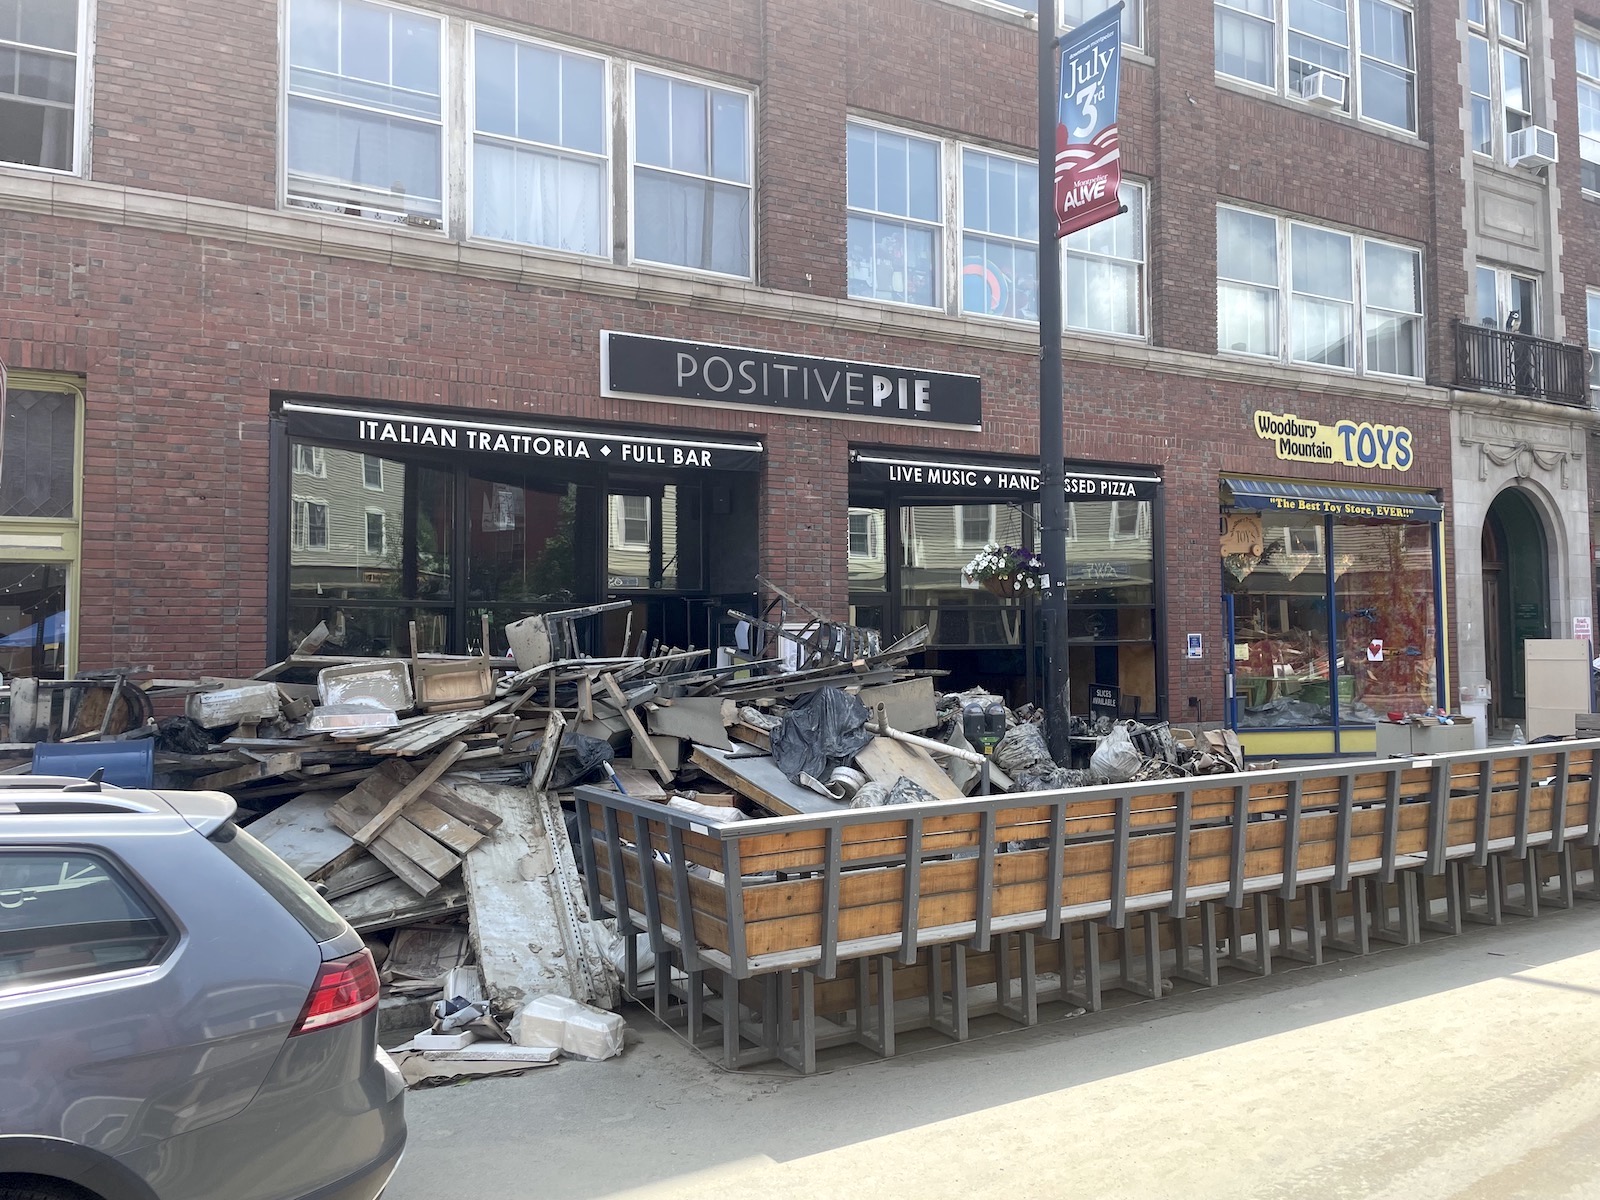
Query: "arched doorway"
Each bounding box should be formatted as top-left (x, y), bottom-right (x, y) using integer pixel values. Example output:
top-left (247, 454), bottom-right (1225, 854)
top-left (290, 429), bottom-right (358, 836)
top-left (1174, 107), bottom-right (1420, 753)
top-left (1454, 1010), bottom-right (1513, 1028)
top-left (1482, 488), bottom-right (1550, 724)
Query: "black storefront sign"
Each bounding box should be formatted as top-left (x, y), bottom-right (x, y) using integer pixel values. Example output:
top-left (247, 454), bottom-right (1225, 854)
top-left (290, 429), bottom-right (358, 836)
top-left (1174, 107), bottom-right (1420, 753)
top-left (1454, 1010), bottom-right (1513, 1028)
top-left (853, 453), bottom-right (1159, 500)
top-left (282, 402), bottom-right (764, 473)
top-left (601, 331), bottom-right (982, 429)
top-left (1089, 684), bottom-right (1121, 720)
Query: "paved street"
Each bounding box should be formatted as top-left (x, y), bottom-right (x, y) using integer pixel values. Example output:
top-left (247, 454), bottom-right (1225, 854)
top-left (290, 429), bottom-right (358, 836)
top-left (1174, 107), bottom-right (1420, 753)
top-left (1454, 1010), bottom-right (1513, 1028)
top-left (387, 903), bottom-right (1600, 1200)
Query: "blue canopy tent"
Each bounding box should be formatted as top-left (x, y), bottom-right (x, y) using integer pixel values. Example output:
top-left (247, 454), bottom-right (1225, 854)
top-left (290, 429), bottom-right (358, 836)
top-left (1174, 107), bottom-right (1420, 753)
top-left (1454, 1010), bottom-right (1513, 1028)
top-left (0, 611), bottom-right (66, 648)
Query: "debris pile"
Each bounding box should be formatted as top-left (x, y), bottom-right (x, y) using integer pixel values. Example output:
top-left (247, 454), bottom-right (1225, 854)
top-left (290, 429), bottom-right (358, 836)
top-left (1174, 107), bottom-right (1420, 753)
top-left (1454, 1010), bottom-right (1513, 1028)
top-left (3, 587), bottom-right (1236, 1081)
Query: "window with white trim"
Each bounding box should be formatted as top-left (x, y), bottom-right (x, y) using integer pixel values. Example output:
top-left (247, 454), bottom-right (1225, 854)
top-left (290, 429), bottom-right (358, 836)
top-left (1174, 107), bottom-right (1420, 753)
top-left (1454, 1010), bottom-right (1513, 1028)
top-left (1467, 0), bottom-right (1531, 161)
top-left (472, 32), bottom-right (608, 256)
top-left (0, 0), bottom-right (83, 172)
top-left (848, 122), bottom-right (942, 308)
top-left (365, 510), bottom-right (385, 555)
top-left (1216, 205), bottom-right (1423, 377)
top-left (294, 445), bottom-right (326, 477)
top-left (613, 495), bottom-right (650, 549)
top-left (1474, 263), bottom-right (1537, 333)
top-left (1110, 501), bottom-right (1147, 541)
top-left (848, 510), bottom-right (875, 558)
top-left (631, 68), bottom-right (752, 277)
top-left (958, 505), bottom-right (996, 547)
top-left (362, 455), bottom-right (383, 489)
top-left (1577, 31), bottom-right (1600, 193)
top-left (1214, 0), bottom-right (1417, 133)
top-left (1063, 182), bottom-right (1146, 338)
top-left (293, 500), bottom-right (330, 550)
top-left (960, 148), bottom-right (1039, 322)
top-left (285, 0), bottom-right (444, 226)
top-left (1587, 288), bottom-right (1600, 390)
top-left (1060, 0), bottom-right (1146, 50)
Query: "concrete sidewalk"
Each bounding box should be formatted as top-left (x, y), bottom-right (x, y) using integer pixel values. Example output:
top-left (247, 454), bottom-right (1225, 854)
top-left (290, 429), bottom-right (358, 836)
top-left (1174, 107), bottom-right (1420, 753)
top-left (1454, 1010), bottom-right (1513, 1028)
top-left (387, 904), bottom-right (1600, 1200)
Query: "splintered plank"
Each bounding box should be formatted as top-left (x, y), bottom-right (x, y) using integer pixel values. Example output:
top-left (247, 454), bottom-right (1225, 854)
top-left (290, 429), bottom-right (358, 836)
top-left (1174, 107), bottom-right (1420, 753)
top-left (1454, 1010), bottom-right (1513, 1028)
top-left (854, 736), bottom-right (964, 800)
top-left (690, 745), bottom-right (846, 816)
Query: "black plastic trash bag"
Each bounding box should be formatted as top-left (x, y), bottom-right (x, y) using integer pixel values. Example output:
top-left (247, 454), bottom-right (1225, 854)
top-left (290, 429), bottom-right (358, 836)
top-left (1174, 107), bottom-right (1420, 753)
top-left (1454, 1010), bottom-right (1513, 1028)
top-left (770, 687), bottom-right (874, 785)
top-left (546, 732), bottom-right (615, 790)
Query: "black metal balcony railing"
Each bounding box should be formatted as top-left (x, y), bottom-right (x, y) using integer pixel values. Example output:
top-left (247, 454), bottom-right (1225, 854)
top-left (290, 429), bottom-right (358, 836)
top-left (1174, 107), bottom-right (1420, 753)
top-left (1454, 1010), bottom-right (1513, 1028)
top-left (1453, 319), bottom-right (1591, 407)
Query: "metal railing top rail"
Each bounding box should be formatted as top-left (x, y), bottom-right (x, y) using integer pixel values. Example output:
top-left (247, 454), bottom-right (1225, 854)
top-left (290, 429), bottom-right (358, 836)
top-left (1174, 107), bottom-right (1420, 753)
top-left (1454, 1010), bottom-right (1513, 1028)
top-left (571, 737), bottom-right (1600, 842)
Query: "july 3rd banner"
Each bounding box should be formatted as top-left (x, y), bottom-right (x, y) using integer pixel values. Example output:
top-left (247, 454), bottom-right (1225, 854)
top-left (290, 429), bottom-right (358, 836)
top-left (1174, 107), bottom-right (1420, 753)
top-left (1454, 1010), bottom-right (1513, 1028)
top-left (1055, 4), bottom-right (1124, 238)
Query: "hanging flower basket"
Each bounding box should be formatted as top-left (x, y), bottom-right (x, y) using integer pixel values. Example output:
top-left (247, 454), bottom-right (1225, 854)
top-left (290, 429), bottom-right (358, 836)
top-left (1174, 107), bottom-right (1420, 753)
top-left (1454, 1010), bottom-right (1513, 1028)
top-left (963, 543), bottom-right (1043, 601)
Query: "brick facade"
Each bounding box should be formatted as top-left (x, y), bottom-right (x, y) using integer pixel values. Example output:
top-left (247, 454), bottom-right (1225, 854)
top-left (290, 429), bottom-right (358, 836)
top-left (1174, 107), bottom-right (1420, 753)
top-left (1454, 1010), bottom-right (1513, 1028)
top-left (1, 0), bottom-right (1591, 728)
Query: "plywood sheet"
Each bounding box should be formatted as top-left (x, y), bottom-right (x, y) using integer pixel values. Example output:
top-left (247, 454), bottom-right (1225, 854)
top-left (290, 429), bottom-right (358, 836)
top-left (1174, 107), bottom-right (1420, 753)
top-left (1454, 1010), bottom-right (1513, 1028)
top-left (690, 746), bottom-right (846, 816)
top-left (854, 736), bottom-right (965, 800)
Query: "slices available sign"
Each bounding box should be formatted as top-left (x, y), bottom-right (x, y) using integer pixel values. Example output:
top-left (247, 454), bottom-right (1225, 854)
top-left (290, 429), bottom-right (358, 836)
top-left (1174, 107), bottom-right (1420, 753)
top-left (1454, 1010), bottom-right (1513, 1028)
top-left (1056, 5), bottom-right (1124, 238)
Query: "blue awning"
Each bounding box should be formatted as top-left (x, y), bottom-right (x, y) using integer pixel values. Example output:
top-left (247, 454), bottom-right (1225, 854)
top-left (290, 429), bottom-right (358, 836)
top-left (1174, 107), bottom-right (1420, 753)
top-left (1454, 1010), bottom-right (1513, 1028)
top-left (1222, 476), bottom-right (1443, 523)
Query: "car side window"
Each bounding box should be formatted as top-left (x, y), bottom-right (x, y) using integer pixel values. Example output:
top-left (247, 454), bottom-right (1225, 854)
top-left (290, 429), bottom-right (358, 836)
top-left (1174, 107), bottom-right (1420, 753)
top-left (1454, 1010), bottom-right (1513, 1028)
top-left (0, 850), bottom-right (172, 995)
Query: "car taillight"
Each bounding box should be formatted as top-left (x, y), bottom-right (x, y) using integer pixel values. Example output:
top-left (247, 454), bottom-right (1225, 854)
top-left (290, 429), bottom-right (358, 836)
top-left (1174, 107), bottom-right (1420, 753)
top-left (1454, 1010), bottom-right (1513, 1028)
top-left (290, 949), bottom-right (380, 1037)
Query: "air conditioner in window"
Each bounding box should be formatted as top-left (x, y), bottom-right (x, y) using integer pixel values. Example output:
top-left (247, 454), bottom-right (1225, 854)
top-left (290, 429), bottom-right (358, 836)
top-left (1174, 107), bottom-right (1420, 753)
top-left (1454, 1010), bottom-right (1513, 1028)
top-left (1507, 125), bottom-right (1559, 169)
top-left (1298, 70), bottom-right (1346, 108)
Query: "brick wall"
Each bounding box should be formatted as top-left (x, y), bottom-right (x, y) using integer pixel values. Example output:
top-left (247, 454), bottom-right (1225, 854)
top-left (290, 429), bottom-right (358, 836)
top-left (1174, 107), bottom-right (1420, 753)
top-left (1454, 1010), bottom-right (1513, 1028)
top-left (0, 0), bottom-right (1503, 719)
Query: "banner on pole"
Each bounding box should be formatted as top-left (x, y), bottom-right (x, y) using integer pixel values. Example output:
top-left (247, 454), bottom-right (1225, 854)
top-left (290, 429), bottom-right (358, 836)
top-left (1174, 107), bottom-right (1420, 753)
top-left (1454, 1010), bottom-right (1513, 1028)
top-left (1055, 4), bottom-right (1124, 238)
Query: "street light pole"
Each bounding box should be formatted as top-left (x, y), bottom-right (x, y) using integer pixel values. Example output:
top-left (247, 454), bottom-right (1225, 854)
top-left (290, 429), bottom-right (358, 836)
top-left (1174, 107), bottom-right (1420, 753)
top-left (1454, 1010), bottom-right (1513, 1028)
top-left (1037, 5), bottom-right (1071, 764)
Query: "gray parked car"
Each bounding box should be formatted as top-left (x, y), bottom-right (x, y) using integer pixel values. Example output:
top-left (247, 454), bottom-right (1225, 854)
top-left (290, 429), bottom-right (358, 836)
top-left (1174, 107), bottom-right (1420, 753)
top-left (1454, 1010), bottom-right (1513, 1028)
top-left (0, 776), bottom-right (406, 1200)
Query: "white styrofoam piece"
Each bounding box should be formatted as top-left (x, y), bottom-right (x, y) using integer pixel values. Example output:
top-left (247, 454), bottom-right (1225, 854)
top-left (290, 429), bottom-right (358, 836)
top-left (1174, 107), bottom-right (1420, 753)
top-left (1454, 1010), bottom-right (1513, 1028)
top-left (410, 1030), bottom-right (478, 1051)
top-left (187, 683), bottom-right (282, 729)
top-left (509, 994), bottom-right (625, 1061)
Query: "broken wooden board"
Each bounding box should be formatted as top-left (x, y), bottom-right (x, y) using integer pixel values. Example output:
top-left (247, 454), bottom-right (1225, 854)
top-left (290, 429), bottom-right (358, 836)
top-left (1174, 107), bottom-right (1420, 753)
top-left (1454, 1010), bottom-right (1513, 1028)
top-left (689, 745), bottom-right (847, 816)
top-left (351, 740), bottom-right (468, 844)
top-left (196, 751), bottom-right (302, 791)
top-left (325, 804), bottom-right (449, 897)
top-left (331, 876), bottom-right (466, 933)
top-left (857, 677), bottom-right (938, 734)
top-left (600, 673), bottom-right (673, 783)
top-left (456, 780), bottom-right (616, 1012)
top-left (854, 735), bottom-right (965, 801)
top-left (609, 767), bottom-right (668, 800)
top-left (321, 856), bottom-right (394, 899)
top-left (646, 696), bottom-right (732, 750)
top-left (243, 791), bottom-right (356, 878)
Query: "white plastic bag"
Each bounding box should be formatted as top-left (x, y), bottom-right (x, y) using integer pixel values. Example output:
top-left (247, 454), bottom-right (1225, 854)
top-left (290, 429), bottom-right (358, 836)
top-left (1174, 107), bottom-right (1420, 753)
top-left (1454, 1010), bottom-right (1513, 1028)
top-left (1090, 723), bottom-right (1141, 784)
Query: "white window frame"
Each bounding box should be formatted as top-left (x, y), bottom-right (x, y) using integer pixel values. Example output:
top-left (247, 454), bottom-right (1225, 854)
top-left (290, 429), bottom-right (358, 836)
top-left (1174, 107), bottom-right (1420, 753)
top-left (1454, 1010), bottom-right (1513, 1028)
top-left (294, 445), bottom-right (326, 478)
top-left (364, 508), bottom-right (386, 555)
top-left (1059, 0), bottom-right (1147, 51)
top-left (847, 117), bottom-right (945, 312)
top-left (1467, 0), bottom-right (1532, 163)
top-left (466, 27), bottom-right (611, 258)
top-left (293, 498), bottom-right (329, 550)
top-left (1216, 204), bottom-right (1425, 379)
top-left (1474, 263), bottom-right (1539, 334)
top-left (613, 494), bottom-right (651, 550)
top-left (626, 63), bottom-right (755, 281)
top-left (1587, 288), bottom-right (1600, 392)
top-left (1062, 180), bottom-right (1148, 341)
top-left (957, 504), bottom-right (997, 548)
top-left (847, 510), bottom-right (878, 559)
top-left (280, 0), bottom-right (448, 230)
top-left (362, 454), bottom-right (383, 490)
top-left (1213, 0), bottom-right (1419, 135)
top-left (1360, 237), bottom-right (1425, 380)
top-left (1109, 500), bottom-right (1149, 542)
top-left (1577, 29), bottom-right (1600, 195)
top-left (958, 144), bottom-right (1039, 324)
top-left (0, 0), bottom-right (92, 176)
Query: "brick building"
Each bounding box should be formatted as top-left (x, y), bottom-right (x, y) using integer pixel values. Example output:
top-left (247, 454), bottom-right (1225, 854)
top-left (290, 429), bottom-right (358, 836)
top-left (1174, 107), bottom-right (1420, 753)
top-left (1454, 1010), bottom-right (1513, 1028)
top-left (1, 0), bottom-right (1597, 757)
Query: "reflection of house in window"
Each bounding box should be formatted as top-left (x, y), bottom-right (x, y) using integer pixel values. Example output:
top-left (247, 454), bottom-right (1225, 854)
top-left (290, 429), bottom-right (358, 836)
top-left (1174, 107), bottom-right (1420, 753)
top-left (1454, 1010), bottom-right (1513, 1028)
top-left (1110, 501), bottom-right (1147, 541)
top-left (617, 495), bottom-right (650, 547)
top-left (1066, 503), bottom-right (1078, 541)
top-left (365, 510), bottom-right (385, 555)
top-left (848, 510), bottom-right (875, 557)
top-left (958, 504), bottom-right (995, 546)
top-left (293, 499), bottom-right (329, 549)
top-left (362, 455), bottom-right (383, 489)
top-left (294, 445), bottom-right (325, 477)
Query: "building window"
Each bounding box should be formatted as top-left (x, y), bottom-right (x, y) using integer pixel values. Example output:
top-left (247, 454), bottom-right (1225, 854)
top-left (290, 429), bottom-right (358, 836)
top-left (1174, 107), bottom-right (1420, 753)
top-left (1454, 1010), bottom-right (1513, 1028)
top-left (613, 494), bottom-right (650, 548)
top-left (1060, 0), bottom-right (1145, 49)
top-left (294, 499), bottom-right (329, 549)
top-left (365, 510), bottom-right (385, 554)
top-left (1110, 501), bottom-right (1146, 541)
top-left (1362, 240), bottom-right (1424, 377)
top-left (848, 510), bottom-right (874, 558)
top-left (1467, 0), bottom-right (1530, 160)
top-left (362, 455), bottom-right (383, 489)
top-left (295, 445), bottom-right (326, 477)
top-left (1474, 263), bottom-right (1537, 333)
top-left (1215, 0), bottom-right (1416, 133)
top-left (0, 0), bottom-right (83, 172)
top-left (847, 121), bottom-right (942, 308)
top-left (1217, 205), bottom-right (1423, 377)
top-left (958, 504), bottom-right (996, 547)
top-left (961, 148), bottom-right (1039, 321)
top-left (630, 68), bottom-right (752, 277)
top-left (472, 32), bottom-right (608, 256)
top-left (1063, 181), bottom-right (1146, 338)
top-left (1588, 289), bottom-right (1600, 390)
top-left (1578, 31), bottom-right (1600, 192)
top-left (0, 373), bottom-right (81, 682)
top-left (284, 0), bottom-right (444, 226)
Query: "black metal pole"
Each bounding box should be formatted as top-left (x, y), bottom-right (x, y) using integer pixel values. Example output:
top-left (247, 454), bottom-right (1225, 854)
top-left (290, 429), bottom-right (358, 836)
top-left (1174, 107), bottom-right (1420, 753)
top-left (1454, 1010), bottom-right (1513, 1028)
top-left (1037, 6), bottom-right (1070, 763)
